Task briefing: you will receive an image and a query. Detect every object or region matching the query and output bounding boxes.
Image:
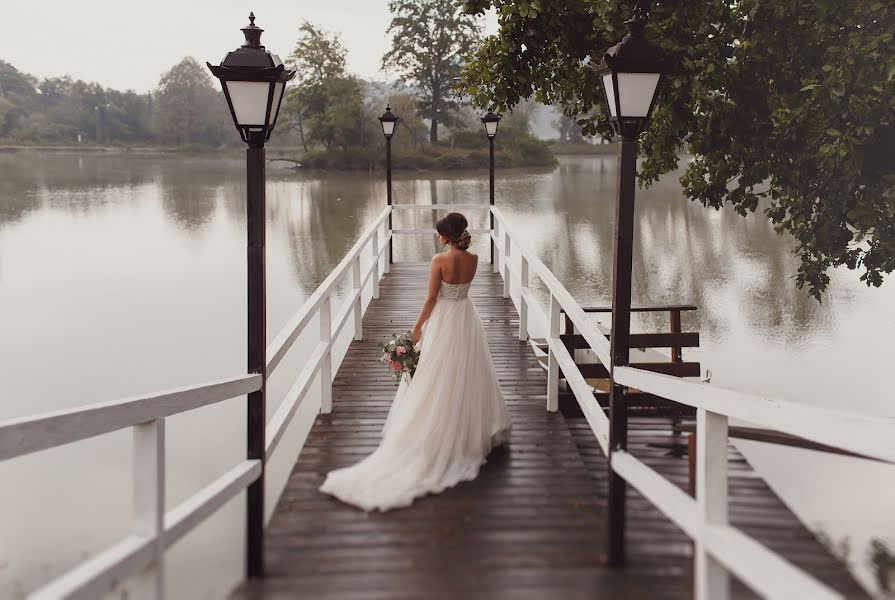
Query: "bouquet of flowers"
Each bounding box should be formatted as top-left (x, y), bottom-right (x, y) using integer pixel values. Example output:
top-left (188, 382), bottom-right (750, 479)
top-left (379, 331), bottom-right (420, 382)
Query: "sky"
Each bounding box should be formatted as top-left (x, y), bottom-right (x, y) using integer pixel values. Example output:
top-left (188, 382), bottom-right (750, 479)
top-left (5, 1), bottom-right (498, 93)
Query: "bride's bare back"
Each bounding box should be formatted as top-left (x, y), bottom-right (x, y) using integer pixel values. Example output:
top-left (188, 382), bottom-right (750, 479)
top-left (439, 249), bottom-right (478, 285)
top-left (410, 212), bottom-right (479, 345)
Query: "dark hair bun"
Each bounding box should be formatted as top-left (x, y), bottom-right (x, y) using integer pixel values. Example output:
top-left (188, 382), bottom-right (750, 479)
top-left (436, 212), bottom-right (472, 250)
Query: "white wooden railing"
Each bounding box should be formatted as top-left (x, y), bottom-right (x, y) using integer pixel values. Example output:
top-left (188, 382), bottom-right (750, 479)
top-left (0, 207), bottom-right (393, 599)
top-left (491, 206), bottom-right (895, 600)
top-left (389, 203), bottom-right (492, 237)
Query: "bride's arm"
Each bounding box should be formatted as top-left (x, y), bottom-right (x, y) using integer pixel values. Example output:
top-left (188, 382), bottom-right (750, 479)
top-left (411, 257), bottom-right (442, 345)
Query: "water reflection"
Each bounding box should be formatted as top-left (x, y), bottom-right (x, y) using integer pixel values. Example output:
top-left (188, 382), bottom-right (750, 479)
top-left (496, 156), bottom-right (846, 346)
top-left (0, 151), bottom-right (891, 597)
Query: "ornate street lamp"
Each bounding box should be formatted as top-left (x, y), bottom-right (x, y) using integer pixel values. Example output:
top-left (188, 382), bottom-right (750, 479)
top-left (589, 3), bottom-right (666, 570)
top-left (378, 105), bottom-right (399, 263)
top-left (480, 111), bottom-right (501, 264)
top-left (592, 11), bottom-right (664, 139)
top-left (481, 111), bottom-right (501, 139)
top-left (207, 12), bottom-right (295, 147)
top-left (206, 12), bottom-right (294, 580)
top-left (378, 105), bottom-right (399, 139)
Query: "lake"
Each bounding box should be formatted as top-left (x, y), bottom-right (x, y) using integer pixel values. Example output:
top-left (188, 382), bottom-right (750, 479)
top-left (1, 151), bottom-right (892, 598)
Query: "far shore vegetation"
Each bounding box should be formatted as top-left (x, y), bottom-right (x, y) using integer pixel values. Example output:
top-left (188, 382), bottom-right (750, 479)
top-left (0, 0), bottom-right (606, 172)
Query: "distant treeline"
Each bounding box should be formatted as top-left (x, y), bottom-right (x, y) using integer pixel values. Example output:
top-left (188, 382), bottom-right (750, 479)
top-left (0, 58), bottom-right (231, 148)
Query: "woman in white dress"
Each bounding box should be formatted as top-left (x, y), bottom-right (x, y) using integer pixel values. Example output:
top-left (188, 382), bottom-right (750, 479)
top-left (320, 212), bottom-right (512, 511)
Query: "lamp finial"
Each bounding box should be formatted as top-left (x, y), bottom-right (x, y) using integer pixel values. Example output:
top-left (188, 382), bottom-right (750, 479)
top-left (241, 12), bottom-right (264, 48)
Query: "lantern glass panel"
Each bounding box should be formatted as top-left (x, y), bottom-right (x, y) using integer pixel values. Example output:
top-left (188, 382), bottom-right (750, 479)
top-left (227, 80), bottom-right (272, 127)
top-left (268, 81), bottom-right (285, 130)
top-left (601, 74), bottom-right (618, 117)
top-left (616, 73), bottom-right (660, 118)
top-left (484, 120), bottom-right (499, 137)
top-left (381, 120), bottom-right (396, 137)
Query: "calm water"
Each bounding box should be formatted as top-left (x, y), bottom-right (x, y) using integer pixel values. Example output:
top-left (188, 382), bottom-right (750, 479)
top-left (1, 151), bottom-right (893, 597)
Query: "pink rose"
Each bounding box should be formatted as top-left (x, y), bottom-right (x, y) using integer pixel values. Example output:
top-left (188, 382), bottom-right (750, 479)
top-left (390, 361), bottom-right (402, 371)
top-left (395, 346), bottom-right (406, 355)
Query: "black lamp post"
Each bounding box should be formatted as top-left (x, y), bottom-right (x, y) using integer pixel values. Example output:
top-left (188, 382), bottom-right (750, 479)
top-left (207, 12), bottom-right (295, 579)
top-left (590, 3), bottom-right (665, 568)
top-left (378, 105), bottom-right (399, 263)
top-left (481, 111), bottom-right (501, 264)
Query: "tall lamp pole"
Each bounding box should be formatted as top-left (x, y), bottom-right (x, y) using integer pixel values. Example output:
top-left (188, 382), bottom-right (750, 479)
top-left (481, 111), bottom-right (501, 264)
top-left (207, 13), bottom-right (294, 578)
top-left (378, 106), bottom-right (399, 263)
top-left (590, 2), bottom-right (665, 568)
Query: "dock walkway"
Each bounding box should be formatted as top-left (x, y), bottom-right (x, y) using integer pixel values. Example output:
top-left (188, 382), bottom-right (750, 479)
top-left (233, 264), bottom-right (865, 600)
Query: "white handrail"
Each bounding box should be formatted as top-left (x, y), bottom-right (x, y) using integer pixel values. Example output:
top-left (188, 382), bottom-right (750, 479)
top-left (392, 228), bottom-right (491, 235)
top-left (490, 208), bottom-right (612, 367)
top-left (266, 206), bottom-right (391, 374)
top-left (390, 203), bottom-right (491, 211)
top-left (0, 374), bottom-right (262, 460)
top-left (613, 366), bottom-right (895, 463)
top-left (490, 206), bottom-right (891, 600)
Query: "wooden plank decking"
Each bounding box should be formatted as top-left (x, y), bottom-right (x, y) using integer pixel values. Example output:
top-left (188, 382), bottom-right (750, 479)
top-left (232, 264), bottom-right (866, 599)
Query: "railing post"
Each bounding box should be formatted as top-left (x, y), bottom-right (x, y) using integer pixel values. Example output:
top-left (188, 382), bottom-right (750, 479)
top-left (372, 230), bottom-right (381, 299)
top-left (518, 256), bottom-right (529, 341)
top-left (502, 233), bottom-right (511, 299)
top-left (670, 308), bottom-right (682, 363)
top-left (134, 419), bottom-right (165, 600)
top-left (352, 256), bottom-right (363, 341)
top-left (546, 294), bottom-right (560, 412)
top-left (319, 295), bottom-right (333, 414)
top-left (492, 219), bottom-right (500, 273)
top-left (695, 409), bottom-right (730, 600)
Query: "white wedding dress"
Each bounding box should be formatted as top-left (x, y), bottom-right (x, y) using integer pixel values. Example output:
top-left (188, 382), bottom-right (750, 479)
top-left (319, 279), bottom-right (512, 511)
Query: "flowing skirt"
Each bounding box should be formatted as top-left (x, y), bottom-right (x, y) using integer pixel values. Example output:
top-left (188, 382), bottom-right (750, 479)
top-left (319, 295), bottom-right (512, 511)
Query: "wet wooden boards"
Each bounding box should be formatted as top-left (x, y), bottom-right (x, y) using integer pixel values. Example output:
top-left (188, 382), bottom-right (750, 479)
top-left (231, 264), bottom-right (866, 600)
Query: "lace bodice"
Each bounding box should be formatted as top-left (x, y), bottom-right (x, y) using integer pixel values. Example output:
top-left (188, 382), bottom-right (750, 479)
top-left (438, 281), bottom-right (471, 301)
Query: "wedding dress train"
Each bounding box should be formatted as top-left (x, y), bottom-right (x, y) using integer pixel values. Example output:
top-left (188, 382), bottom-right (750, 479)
top-left (319, 280), bottom-right (512, 511)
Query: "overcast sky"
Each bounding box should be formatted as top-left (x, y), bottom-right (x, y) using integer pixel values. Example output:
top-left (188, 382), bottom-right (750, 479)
top-left (7, 1), bottom-right (498, 92)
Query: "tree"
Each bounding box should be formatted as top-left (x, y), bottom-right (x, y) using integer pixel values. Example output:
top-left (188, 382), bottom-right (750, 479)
top-left (285, 22), bottom-right (351, 151)
top-left (459, 0), bottom-right (895, 299)
top-left (383, 0), bottom-right (482, 143)
top-left (0, 61), bottom-right (38, 137)
top-left (284, 22), bottom-right (366, 151)
top-left (554, 111), bottom-right (586, 144)
top-left (152, 57), bottom-right (229, 146)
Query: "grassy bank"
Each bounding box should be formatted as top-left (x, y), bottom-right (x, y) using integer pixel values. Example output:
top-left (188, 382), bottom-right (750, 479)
top-left (300, 130), bottom-right (556, 171)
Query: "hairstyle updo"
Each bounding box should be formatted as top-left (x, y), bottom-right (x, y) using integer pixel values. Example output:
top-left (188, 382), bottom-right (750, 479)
top-left (436, 212), bottom-right (472, 250)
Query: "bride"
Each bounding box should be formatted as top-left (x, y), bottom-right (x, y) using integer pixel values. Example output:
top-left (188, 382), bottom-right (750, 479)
top-left (320, 212), bottom-right (512, 511)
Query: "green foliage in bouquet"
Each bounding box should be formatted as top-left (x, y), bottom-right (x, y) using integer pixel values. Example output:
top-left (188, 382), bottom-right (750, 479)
top-left (379, 331), bottom-right (420, 382)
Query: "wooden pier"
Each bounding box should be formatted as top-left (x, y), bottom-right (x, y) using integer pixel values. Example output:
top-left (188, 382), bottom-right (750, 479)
top-left (2, 205), bottom-right (891, 600)
top-left (232, 264), bottom-right (865, 600)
